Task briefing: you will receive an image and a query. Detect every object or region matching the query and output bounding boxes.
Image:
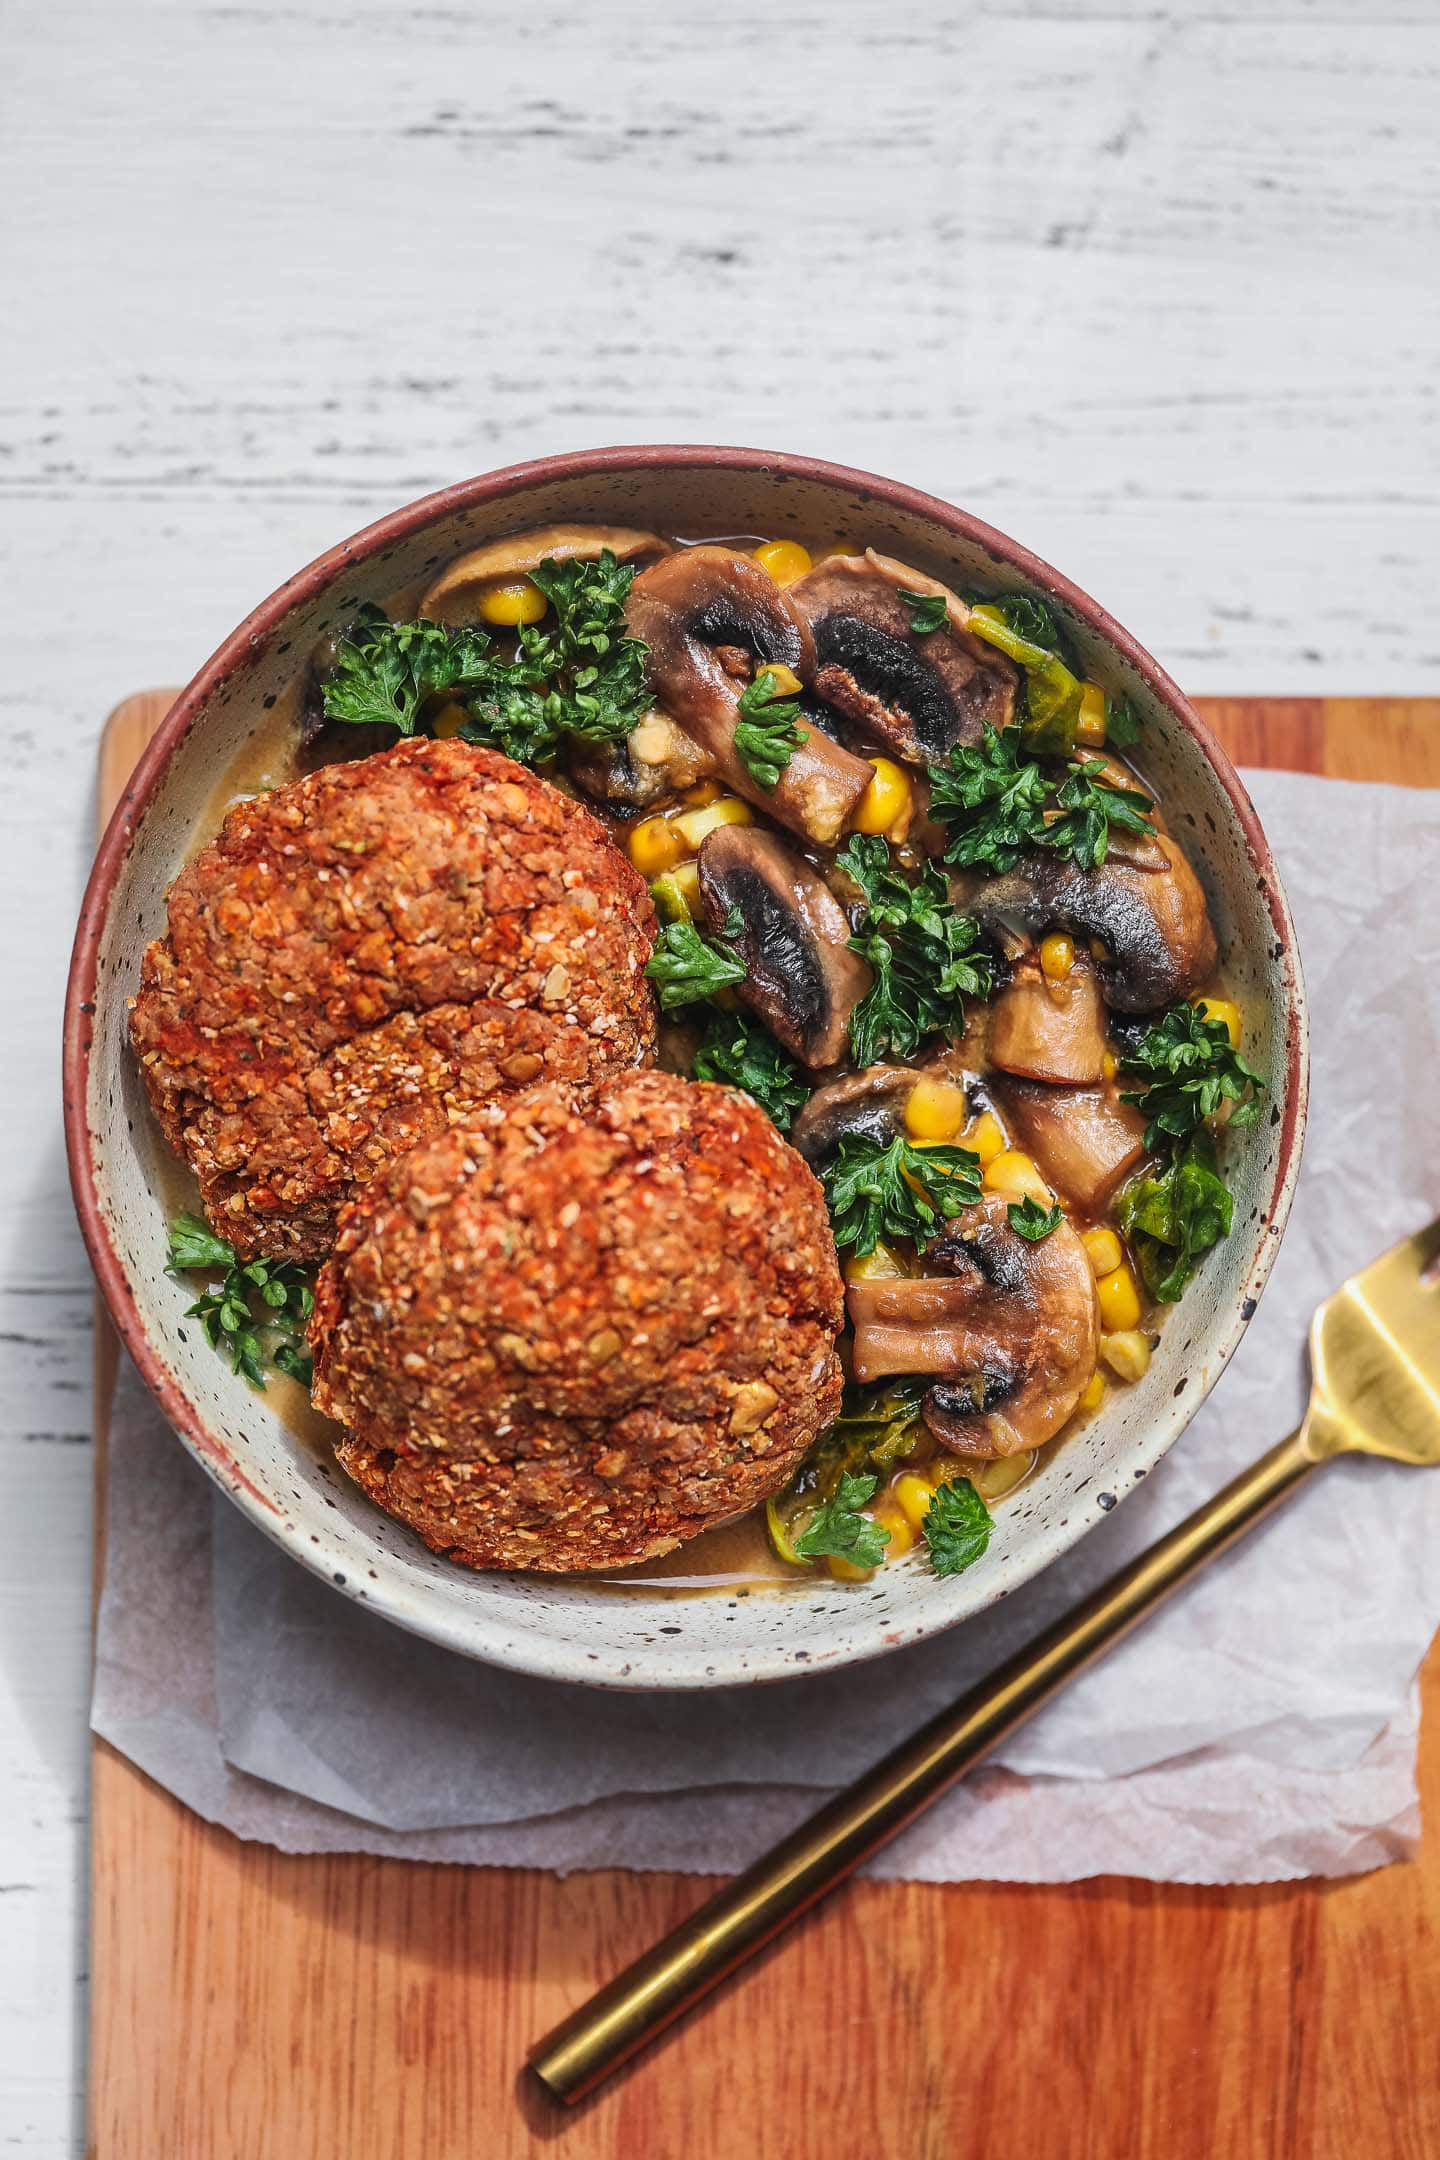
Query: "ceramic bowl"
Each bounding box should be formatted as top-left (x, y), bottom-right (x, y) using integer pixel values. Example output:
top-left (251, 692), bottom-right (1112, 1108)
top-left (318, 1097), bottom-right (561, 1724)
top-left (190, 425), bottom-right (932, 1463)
top-left (64, 447), bottom-right (1307, 1688)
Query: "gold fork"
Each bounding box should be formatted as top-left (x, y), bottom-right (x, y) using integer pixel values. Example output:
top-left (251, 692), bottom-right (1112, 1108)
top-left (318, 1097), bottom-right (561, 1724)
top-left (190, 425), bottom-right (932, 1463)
top-left (530, 1219), bottom-right (1440, 2104)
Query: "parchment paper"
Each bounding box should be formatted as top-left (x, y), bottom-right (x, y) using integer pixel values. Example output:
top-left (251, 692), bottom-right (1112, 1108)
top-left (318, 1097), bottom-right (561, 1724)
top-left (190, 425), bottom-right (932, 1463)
top-left (92, 770), bottom-right (1440, 1882)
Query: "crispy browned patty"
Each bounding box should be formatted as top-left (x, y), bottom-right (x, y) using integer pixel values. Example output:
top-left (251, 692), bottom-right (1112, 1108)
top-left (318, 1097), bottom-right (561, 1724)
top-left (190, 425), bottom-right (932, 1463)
top-left (311, 1070), bottom-right (846, 1573)
top-left (130, 738), bottom-right (657, 1260)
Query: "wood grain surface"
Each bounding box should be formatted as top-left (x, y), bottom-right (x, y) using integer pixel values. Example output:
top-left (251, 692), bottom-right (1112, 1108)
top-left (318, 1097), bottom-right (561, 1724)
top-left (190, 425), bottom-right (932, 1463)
top-left (86, 692), bottom-right (1440, 2160)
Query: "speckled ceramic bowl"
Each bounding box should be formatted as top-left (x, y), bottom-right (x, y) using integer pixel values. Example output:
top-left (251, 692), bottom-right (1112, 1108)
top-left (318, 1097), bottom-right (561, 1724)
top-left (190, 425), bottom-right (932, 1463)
top-left (64, 447), bottom-right (1307, 1689)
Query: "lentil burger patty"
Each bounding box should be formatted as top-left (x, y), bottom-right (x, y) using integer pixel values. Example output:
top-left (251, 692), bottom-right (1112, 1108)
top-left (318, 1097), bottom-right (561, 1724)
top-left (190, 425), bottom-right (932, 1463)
top-left (311, 1070), bottom-right (846, 1572)
top-left (130, 738), bottom-right (657, 1261)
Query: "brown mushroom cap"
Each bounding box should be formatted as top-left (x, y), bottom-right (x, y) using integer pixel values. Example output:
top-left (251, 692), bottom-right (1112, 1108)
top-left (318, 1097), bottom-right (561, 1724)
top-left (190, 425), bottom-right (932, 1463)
top-left (953, 832), bottom-right (1218, 1014)
top-left (697, 824), bottom-right (873, 1069)
top-left (846, 1193), bottom-right (1100, 1458)
top-left (786, 549), bottom-right (1017, 765)
top-left (419, 524), bottom-right (669, 624)
top-left (789, 1063), bottom-right (920, 1162)
top-left (988, 952), bottom-right (1108, 1083)
top-left (626, 549), bottom-right (874, 847)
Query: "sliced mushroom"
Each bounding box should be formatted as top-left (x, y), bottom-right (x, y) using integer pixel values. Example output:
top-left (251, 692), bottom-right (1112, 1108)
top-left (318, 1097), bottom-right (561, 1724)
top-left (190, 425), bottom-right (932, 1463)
top-left (953, 832), bottom-right (1218, 1013)
top-left (847, 1193), bottom-right (1099, 1458)
top-left (567, 707), bottom-right (715, 811)
top-left (419, 524), bottom-right (669, 625)
top-left (989, 952), bottom-right (1107, 1083)
top-left (992, 1078), bottom-right (1148, 1213)
top-left (626, 550), bottom-right (874, 846)
top-left (789, 1064), bottom-right (918, 1163)
top-left (785, 549), bottom-right (1017, 766)
top-left (697, 825), bottom-right (873, 1068)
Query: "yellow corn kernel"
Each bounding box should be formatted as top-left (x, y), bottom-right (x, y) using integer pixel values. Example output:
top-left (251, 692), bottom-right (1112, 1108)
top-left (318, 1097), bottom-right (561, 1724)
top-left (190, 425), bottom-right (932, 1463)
top-left (850, 756), bottom-right (914, 838)
top-left (1082, 1226), bottom-right (1123, 1279)
top-left (1102, 1050), bottom-right (1118, 1081)
top-left (684, 777), bottom-right (725, 809)
top-left (1193, 994), bottom-right (1242, 1049)
top-left (1096, 1261), bottom-right (1143, 1333)
top-left (672, 796), bottom-right (754, 848)
top-left (430, 701), bottom-right (470, 740)
top-left (1079, 1371), bottom-right (1106, 1413)
top-left (475, 577), bottom-right (547, 627)
top-left (829, 1551), bottom-right (876, 1583)
top-left (893, 1473), bottom-right (937, 1535)
top-left (872, 1502), bottom-right (915, 1558)
top-left (1101, 1329), bottom-right (1152, 1384)
top-left (984, 1149), bottom-right (1052, 1206)
top-left (1040, 931), bottom-right (1076, 982)
top-left (627, 815), bottom-right (683, 877)
top-left (1075, 681), bottom-right (1108, 748)
top-left (965, 1109), bottom-right (1006, 1166)
top-left (760, 661), bottom-right (804, 698)
top-left (670, 859), bottom-right (701, 914)
top-left (904, 1076), bottom-right (969, 1142)
top-left (752, 539), bottom-right (813, 587)
top-left (844, 1240), bottom-right (907, 1283)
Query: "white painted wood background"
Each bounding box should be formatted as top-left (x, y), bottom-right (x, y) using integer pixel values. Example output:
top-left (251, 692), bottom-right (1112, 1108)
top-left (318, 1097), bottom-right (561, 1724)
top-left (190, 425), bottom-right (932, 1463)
top-left (2, 0), bottom-right (1436, 2148)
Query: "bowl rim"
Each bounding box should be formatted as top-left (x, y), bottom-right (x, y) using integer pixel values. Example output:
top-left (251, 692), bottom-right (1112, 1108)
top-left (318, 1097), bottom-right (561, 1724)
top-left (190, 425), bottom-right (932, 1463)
top-left (63, 443), bottom-right (1309, 1688)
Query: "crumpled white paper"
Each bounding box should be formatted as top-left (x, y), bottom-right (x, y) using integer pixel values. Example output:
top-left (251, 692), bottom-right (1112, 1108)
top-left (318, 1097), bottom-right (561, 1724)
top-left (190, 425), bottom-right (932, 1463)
top-left (91, 770), bottom-right (1440, 1883)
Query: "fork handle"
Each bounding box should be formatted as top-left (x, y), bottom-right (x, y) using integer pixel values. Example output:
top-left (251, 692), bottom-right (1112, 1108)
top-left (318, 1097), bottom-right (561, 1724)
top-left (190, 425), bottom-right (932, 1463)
top-left (529, 1427), bottom-right (1319, 2103)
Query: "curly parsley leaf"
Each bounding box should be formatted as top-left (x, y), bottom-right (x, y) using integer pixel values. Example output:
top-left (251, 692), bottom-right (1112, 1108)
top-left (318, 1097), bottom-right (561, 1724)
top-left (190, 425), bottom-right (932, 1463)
top-left (733, 667), bottom-right (809, 790)
top-left (898, 587), bottom-right (949, 635)
top-left (1118, 1002), bottom-right (1266, 1147)
top-left (821, 1133), bottom-right (982, 1260)
top-left (167, 1216), bottom-right (314, 1391)
top-left (644, 906), bottom-right (747, 1011)
top-left (822, 1377), bottom-right (927, 1477)
top-left (1044, 757), bottom-right (1158, 872)
top-left (520, 548), bottom-right (651, 744)
top-left (926, 726), bottom-right (1052, 873)
top-left (324, 550), bottom-right (650, 767)
top-left (323, 609), bottom-right (498, 737)
top-left (927, 725), bottom-right (1155, 876)
top-left (1007, 1195), bottom-right (1063, 1242)
top-left (792, 1471), bottom-right (891, 1569)
top-left (837, 834), bottom-right (995, 1065)
top-left (967, 596), bottom-right (1084, 752)
top-left (692, 1009), bottom-right (808, 1130)
top-left (922, 1476), bottom-right (992, 1577)
top-left (1116, 1133), bottom-right (1233, 1303)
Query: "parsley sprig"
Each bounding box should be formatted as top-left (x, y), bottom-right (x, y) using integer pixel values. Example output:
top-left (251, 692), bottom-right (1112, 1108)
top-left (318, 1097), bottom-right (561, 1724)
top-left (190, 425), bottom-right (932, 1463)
top-left (321, 550), bottom-right (650, 769)
top-left (821, 1133), bottom-right (981, 1259)
top-left (693, 1009), bottom-right (808, 1131)
top-left (928, 725), bottom-right (1156, 876)
top-left (321, 605), bottom-right (497, 737)
top-left (1111, 1002), bottom-right (1266, 1302)
top-left (166, 1215), bottom-right (314, 1390)
top-left (898, 587), bottom-right (949, 635)
top-left (733, 667), bottom-right (809, 790)
top-left (1118, 1003), bottom-right (1266, 1147)
top-left (1007, 1195), bottom-right (1063, 1242)
top-left (837, 834), bottom-right (994, 1065)
top-left (792, 1471), bottom-right (891, 1569)
top-left (644, 906), bottom-right (747, 1010)
top-left (922, 1477), bottom-right (992, 1576)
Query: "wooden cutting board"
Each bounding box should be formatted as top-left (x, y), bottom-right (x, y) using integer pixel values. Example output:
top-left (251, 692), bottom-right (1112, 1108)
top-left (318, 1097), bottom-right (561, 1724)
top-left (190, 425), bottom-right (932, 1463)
top-left (89, 694), bottom-right (1440, 2159)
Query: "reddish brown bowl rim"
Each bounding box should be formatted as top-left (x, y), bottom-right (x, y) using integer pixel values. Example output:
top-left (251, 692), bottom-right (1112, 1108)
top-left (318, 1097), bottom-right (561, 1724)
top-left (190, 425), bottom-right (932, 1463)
top-left (63, 444), bottom-right (1307, 1529)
